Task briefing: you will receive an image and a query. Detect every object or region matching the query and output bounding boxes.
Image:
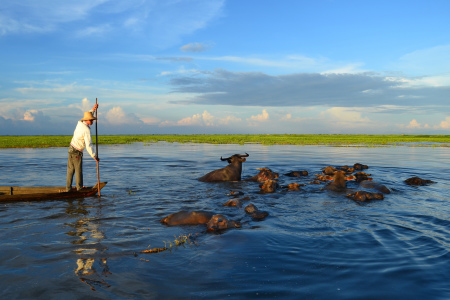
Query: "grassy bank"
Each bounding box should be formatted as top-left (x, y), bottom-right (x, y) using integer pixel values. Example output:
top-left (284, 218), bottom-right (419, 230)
top-left (1, 134), bottom-right (450, 148)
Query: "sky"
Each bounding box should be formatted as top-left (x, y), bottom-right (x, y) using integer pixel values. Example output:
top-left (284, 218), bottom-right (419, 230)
top-left (1, 0), bottom-right (450, 135)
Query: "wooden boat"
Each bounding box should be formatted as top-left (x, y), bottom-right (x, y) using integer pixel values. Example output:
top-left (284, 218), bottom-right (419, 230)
top-left (0, 182), bottom-right (107, 202)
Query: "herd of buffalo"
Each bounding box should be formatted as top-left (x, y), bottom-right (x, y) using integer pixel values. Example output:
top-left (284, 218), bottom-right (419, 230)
top-left (160, 153), bottom-right (435, 232)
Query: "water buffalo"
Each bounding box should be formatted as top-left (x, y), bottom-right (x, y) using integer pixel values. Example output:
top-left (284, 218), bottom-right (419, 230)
top-left (322, 166), bottom-right (337, 175)
top-left (405, 176), bottom-right (435, 186)
top-left (336, 165), bottom-right (355, 173)
top-left (354, 172), bottom-right (372, 183)
top-left (199, 153), bottom-right (249, 182)
top-left (325, 170), bottom-right (355, 192)
top-left (223, 198), bottom-right (241, 207)
top-left (354, 163), bottom-right (369, 170)
top-left (259, 179), bottom-right (279, 193)
top-left (246, 167), bottom-right (279, 182)
top-left (286, 182), bottom-right (302, 191)
top-left (245, 204), bottom-right (269, 220)
top-left (160, 211), bottom-right (214, 226)
top-left (284, 170), bottom-right (308, 177)
top-left (227, 190), bottom-right (244, 197)
top-left (161, 211), bottom-right (240, 232)
top-left (346, 191), bottom-right (384, 202)
top-left (206, 214), bottom-right (241, 231)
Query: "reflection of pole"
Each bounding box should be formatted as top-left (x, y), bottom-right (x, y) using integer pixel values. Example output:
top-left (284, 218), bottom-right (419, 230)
top-left (95, 98), bottom-right (100, 197)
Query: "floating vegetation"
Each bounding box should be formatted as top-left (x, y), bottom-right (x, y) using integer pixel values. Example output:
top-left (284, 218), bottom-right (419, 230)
top-left (139, 234), bottom-right (194, 254)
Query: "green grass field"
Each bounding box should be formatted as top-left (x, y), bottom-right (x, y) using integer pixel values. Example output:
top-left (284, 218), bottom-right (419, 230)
top-left (1, 134), bottom-right (450, 148)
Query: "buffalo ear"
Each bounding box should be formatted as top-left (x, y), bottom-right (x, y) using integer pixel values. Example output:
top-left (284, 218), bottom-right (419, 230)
top-left (325, 175), bottom-right (333, 181)
top-left (345, 175), bottom-right (356, 181)
top-left (241, 158), bottom-right (246, 162)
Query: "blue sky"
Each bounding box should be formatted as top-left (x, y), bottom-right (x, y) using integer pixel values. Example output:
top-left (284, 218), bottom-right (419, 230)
top-left (1, 0), bottom-right (449, 135)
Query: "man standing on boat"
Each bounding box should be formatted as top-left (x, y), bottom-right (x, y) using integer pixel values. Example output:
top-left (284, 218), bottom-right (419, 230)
top-left (66, 104), bottom-right (100, 192)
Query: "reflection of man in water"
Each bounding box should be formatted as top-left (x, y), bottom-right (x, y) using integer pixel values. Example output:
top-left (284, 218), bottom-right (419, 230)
top-left (66, 199), bottom-right (110, 290)
top-left (66, 104), bottom-right (100, 192)
top-left (75, 257), bottom-right (111, 289)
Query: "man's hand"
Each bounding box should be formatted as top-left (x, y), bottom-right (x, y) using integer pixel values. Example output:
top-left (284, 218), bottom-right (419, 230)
top-left (92, 103), bottom-right (99, 111)
top-left (95, 156), bottom-right (100, 162)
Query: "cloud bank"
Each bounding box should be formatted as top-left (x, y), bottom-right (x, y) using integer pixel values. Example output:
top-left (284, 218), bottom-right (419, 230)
top-left (169, 70), bottom-right (450, 110)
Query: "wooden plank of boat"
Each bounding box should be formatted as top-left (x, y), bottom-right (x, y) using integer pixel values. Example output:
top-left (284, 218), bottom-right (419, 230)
top-left (0, 182), bottom-right (107, 202)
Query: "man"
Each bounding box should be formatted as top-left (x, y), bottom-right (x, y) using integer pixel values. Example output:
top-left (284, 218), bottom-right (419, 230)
top-left (66, 104), bottom-right (100, 192)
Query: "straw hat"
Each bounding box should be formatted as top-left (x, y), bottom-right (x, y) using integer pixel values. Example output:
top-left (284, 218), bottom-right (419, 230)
top-left (81, 111), bottom-right (97, 121)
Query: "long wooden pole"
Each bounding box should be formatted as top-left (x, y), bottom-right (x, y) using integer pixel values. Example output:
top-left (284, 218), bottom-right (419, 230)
top-left (95, 98), bottom-right (100, 196)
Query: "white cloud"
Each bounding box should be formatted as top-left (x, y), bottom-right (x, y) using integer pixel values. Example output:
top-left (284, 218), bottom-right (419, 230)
top-left (281, 113), bottom-right (292, 121)
top-left (0, 0), bottom-right (108, 35)
top-left (175, 111), bottom-right (216, 126)
top-left (0, 0), bottom-right (225, 50)
top-left (104, 106), bottom-right (140, 125)
top-left (23, 109), bottom-right (39, 121)
top-left (81, 98), bottom-right (93, 112)
top-left (140, 117), bottom-right (160, 125)
top-left (177, 113), bottom-right (204, 126)
top-left (248, 109), bottom-right (269, 122)
top-left (399, 74), bottom-right (450, 88)
top-left (437, 117), bottom-right (450, 129)
top-left (160, 110), bottom-right (241, 127)
top-left (180, 42), bottom-right (211, 53)
top-left (321, 107), bottom-right (370, 123)
top-left (406, 119), bottom-right (421, 129)
top-left (218, 115), bottom-right (242, 125)
top-left (15, 82), bottom-right (78, 94)
top-left (399, 119), bottom-right (434, 130)
top-left (201, 111), bottom-right (215, 126)
top-left (321, 63), bottom-right (366, 74)
top-left (67, 97), bottom-right (94, 113)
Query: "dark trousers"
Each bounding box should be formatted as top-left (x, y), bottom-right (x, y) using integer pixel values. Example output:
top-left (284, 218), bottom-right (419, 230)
top-left (67, 147), bottom-right (83, 191)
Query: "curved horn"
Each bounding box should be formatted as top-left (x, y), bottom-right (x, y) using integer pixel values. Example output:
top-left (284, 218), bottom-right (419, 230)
top-left (239, 153), bottom-right (249, 157)
top-left (220, 156), bottom-right (231, 161)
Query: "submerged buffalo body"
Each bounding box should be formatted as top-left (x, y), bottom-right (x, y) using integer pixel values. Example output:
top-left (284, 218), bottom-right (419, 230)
top-left (359, 180), bottom-right (390, 194)
top-left (405, 176), bottom-right (435, 186)
top-left (161, 211), bottom-right (240, 231)
top-left (199, 153), bottom-right (249, 182)
top-left (160, 210), bottom-right (214, 226)
top-left (284, 170), bottom-right (308, 177)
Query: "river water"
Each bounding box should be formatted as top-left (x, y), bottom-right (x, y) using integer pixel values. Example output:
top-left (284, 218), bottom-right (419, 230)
top-left (1, 142), bottom-right (449, 299)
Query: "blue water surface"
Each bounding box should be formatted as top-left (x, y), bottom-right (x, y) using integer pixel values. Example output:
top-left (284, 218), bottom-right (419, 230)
top-left (0, 143), bottom-right (449, 299)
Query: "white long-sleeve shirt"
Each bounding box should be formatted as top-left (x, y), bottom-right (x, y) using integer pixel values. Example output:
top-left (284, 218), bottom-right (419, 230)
top-left (70, 121), bottom-right (96, 159)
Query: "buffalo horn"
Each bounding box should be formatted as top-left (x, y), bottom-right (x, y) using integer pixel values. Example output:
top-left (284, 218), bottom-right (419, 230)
top-left (220, 153), bottom-right (249, 161)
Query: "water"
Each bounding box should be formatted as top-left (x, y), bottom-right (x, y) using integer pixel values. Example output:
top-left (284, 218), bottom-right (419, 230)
top-left (1, 143), bottom-right (449, 299)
